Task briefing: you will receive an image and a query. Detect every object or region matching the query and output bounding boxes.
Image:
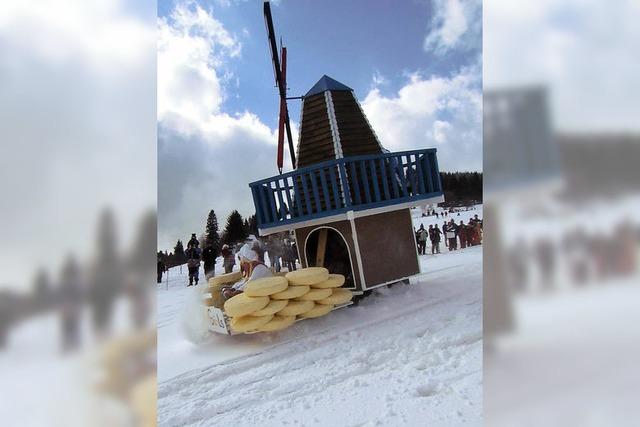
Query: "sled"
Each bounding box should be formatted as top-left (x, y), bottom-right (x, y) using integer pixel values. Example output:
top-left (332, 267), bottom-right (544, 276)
top-left (205, 300), bottom-right (353, 335)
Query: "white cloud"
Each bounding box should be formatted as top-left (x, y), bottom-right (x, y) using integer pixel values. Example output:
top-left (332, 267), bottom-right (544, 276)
top-left (361, 59), bottom-right (482, 172)
top-left (424, 0), bottom-right (481, 55)
top-left (158, 1), bottom-right (241, 124)
top-left (0, 0), bottom-right (156, 288)
top-left (484, 0), bottom-right (640, 131)
top-left (371, 70), bottom-right (388, 89)
top-left (158, 1), bottom-right (290, 251)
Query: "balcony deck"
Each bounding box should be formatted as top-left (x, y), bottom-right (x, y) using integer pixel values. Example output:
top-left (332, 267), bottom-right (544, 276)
top-left (249, 148), bottom-right (444, 234)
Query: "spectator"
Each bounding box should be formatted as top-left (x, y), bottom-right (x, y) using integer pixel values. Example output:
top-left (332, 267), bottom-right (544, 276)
top-left (430, 224), bottom-right (442, 254)
top-left (221, 244), bottom-right (235, 274)
top-left (417, 224), bottom-right (428, 255)
top-left (185, 241), bottom-right (202, 287)
top-left (202, 244), bottom-right (217, 279)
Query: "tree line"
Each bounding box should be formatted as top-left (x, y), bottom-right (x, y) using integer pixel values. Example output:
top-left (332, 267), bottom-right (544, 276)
top-left (159, 210), bottom-right (258, 268)
top-left (439, 172), bottom-right (482, 207)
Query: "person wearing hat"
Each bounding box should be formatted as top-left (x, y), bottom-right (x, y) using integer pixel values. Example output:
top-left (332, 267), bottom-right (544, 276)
top-left (221, 244), bottom-right (235, 274)
top-left (187, 233), bottom-right (199, 249)
top-left (220, 239), bottom-right (273, 300)
top-left (185, 240), bottom-right (202, 287)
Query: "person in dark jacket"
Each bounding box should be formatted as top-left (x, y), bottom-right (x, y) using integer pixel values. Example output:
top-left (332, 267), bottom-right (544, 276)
top-left (429, 224), bottom-right (442, 254)
top-left (59, 255), bottom-right (82, 353)
top-left (459, 220), bottom-right (468, 248)
top-left (417, 224), bottom-right (428, 255)
top-left (221, 244), bottom-right (235, 273)
top-left (187, 233), bottom-right (199, 248)
top-left (447, 219), bottom-right (458, 250)
top-left (185, 242), bottom-right (202, 286)
top-left (283, 239), bottom-right (298, 271)
top-left (157, 256), bottom-right (166, 284)
top-left (202, 244), bottom-right (218, 278)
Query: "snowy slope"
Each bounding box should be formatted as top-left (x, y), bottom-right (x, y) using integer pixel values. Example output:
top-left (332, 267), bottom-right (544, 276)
top-left (157, 206), bottom-right (483, 426)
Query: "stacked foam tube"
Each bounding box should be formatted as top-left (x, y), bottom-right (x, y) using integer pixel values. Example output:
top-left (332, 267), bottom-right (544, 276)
top-left (222, 267), bottom-right (353, 333)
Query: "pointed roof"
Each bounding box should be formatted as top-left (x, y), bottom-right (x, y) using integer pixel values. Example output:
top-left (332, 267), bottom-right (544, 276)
top-left (305, 75), bottom-right (353, 97)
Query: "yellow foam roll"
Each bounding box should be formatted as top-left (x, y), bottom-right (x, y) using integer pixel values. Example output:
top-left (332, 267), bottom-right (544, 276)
top-left (129, 375), bottom-right (156, 427)
top-left (317, 288), bottom-right (353, 305)
top-left (298, 303), bottom-right (334, 319)
top-left (295, 287), bottom-right (332, 301)
top-left (256, 315), bottom-right (296, 332)
top-left (230, 314), bottom-right (274, 333)
top-left (251, 299), bottom-right (289, 316)
top-left (208, 271), bottom-right (243, 287)
top-left (311, 274), bottom-right (346, 289)
top-left (277, 300), bottom-right (315, 316)
top-left (223, 293), bottom-right (270, 317)
top-left (285, 267), bottom-right (329, 286)
top-left (244, 276), bottom-right (288, 297)
top-left (271, 285), bottom-right (310, 300)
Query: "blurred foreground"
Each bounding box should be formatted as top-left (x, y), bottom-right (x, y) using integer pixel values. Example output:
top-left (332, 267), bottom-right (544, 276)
top-left (0, 0), bottom-right (156, 425)
top-left (484, 0), bottom-right (640, 424)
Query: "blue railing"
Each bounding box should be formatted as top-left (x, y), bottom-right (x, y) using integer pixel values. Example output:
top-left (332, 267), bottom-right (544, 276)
top-left (249, 148), bottom-right (443, 230)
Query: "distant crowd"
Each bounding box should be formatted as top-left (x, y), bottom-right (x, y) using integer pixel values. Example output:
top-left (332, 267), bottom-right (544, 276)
top-left (157, 233), bottom-right (299, 287)
top-left (415, 212), bottom-right (483, 255)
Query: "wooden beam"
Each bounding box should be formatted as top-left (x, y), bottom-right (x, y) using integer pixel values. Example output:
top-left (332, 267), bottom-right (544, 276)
top-left (315, 228), bottom-right (328, 267)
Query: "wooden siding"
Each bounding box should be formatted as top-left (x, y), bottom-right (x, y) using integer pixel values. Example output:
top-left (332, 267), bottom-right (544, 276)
top-left (296, 93), bottom-right (336, 168)
top-left (331, 91), bottom-right (382, 157)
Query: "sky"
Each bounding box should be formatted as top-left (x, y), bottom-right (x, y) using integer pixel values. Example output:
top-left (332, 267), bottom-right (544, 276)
top-left (1, 0), bottom-right (156, 290)
top-left (157, 0), bottom-right (482, 251)
top-left (484, 0), bottom-right (640, 132)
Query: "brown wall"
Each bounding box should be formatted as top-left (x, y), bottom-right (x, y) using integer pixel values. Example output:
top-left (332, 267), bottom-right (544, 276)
top-left (294, 208), bottom-right (420, 291)
top-left (354, 209), bottom-right (420, 287)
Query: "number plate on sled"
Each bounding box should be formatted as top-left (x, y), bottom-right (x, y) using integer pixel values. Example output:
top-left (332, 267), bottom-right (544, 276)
top-left (207, 307), bottom-right (231, 335)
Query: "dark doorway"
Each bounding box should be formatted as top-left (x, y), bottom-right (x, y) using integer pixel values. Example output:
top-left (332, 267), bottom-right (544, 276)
top-left (305, 228), bottom-right (355, 288)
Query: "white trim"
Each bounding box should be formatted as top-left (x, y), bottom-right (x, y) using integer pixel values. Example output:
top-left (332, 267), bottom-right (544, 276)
top-left (362, 274), bottom-right (415, 291)
top-left (348, 211), bottom-right (367, 289)
top-left (408, 208), bottom-right (422, 274)
top-left (350, 195), bottom-right (445, 220)
top-left (259, 212), bottom-right (349, 236)
top-left (325, 91), bottom-right (344, 159)
top-left (302, 225), bottom-right (358, 291)
top-left (293, 230), bottom-right (302, 268)
top-left (258, 194), bottom-right (445, 236)
top-left (294, 98), bottom-right (305, 170)
top-left (325, 91), bottom-right (348, 207)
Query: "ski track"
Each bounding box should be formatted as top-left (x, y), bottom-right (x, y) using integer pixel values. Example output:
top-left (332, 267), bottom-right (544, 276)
top-left (158, 257), bottom-right (482, 426)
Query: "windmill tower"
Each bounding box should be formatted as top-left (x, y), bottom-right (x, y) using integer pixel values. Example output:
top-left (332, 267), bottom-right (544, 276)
top-left (250, 2), bottom-right (444, 293)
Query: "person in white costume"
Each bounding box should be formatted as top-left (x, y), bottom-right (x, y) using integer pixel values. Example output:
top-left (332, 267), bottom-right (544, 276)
top-left (221, 238), bottom-right (272, 299)
top-left (181, 237), bottom-right (272, 343)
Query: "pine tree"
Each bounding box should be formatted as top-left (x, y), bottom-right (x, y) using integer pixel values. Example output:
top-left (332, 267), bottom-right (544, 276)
top-left (174, 239), bottom-right (184, 256)
top-left (246, 214), bottom-right (258, 236)
top-left (204, 210), bottom-right (221, 252)
top-left (223, 210), bottom-right (248, 245)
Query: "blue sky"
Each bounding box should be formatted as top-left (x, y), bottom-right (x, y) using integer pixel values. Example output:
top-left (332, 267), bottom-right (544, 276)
top-left (157, 0), bottom-right (482, 250)
top-left (158, 0), bottom-right (481, 131)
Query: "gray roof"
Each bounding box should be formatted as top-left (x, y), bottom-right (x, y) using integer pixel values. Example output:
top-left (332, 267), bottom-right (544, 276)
top-left (305, 75), bottom-right (353, 97)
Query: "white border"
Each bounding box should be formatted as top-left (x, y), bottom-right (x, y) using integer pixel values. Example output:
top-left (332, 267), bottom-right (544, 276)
top-left (302, 225), bottom-right (358, 291)
top-left (258, 194), bottom-right (444, 236)
top-left (408, 208), bottom-right (422, 275)
top-left (325, 91), bottom-right (344, 159)
top-left (347, 210), bottom-right (367, 290)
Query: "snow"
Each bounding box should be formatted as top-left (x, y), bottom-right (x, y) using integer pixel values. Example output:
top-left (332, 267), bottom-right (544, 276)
top-left (0, 299), bottom-right (149, 426)
top-left (157, 206), bottom-right (483, 426)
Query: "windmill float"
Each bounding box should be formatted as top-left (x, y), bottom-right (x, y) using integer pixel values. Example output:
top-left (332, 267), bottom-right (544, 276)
top-left (251, 1), bottom-right (444, 297)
